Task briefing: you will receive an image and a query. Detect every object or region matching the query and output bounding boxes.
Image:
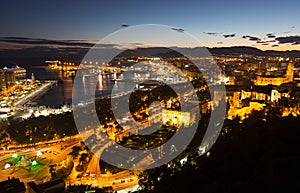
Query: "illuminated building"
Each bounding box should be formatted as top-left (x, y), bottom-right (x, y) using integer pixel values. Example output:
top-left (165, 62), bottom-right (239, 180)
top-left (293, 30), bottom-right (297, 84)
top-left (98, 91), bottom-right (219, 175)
top-left (0, 70), bottom-right (4, 90)
top-left (241, 90), bottom-right (270, 101)
top-left (270, 89), bottom-right (290, 102)
top-left (0, 69), bottom-right (16, 91)
top-left (233, 70), bottom-right (244, 77)
top-left (5, 71), bottom-right (15, 89)
top-left (254, 63), bottom-right (294, 86)
top-left (226, 85), bottom-right (290, 116)
top-left (228, 91), bottom-right (241, 108)
top-left (227, 102), bottom-right (266, 120)
top-left (162, 109), bottom-right (190, 127)
top-left (224, 76), bottom-right (235, 85)
top-left (211, 88), bottom-right (227, 110)
top-left (31, 73), bottom-right (35, 84)
top-left (230, 87), bottom-right (289, 104)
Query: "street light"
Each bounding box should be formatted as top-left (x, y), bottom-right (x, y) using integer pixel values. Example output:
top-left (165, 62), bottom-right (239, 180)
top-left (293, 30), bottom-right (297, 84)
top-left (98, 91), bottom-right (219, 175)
top-left (36, 151), bottom-right (42, 157)
top-left (31, 160), bottom-right (38, 167)
top-left (4, 163), bottom-right (11, 169)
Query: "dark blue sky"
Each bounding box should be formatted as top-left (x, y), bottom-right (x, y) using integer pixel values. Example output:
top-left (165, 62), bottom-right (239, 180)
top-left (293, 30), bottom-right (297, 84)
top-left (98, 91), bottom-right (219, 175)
top-left (1, 0), bottom-right (300, 50)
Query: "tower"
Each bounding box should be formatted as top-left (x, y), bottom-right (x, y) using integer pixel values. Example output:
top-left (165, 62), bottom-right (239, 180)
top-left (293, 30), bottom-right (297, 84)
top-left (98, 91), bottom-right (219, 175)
top-left (31, 73), bottom-right (35, 84)
top-left (285, 63), bottom-right (294, 82)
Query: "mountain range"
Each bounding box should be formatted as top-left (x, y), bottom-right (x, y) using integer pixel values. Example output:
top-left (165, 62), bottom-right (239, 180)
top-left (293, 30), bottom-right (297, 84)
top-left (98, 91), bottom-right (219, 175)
top-left (0, 46), bottom-right (299, 67)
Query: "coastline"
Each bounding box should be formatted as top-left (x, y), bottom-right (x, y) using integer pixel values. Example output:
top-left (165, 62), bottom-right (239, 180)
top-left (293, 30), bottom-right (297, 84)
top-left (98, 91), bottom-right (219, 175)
top-left (14, 81), bottom-right (57, 107)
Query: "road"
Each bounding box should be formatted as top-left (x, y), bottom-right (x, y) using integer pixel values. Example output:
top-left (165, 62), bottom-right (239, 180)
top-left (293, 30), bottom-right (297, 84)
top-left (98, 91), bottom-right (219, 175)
top-left (0, 136), bottom-right (81, 183)
top-left (68, 168), bottom-right (140, 191)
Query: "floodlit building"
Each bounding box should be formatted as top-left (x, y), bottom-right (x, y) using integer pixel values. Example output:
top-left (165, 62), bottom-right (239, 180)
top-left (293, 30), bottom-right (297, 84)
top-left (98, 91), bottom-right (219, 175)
top-left (227, 102), bottom-right (266, 120)
top-left (162, 109), bottom-right (190, 127)
top-left (0, 69), bottom-right (16, 91)
top-left (31, 73), bottom-right (35, 84)
top-left (270, 89), bottom-right (290, 102)
top-left (255, 63), bottom-right (294, 86)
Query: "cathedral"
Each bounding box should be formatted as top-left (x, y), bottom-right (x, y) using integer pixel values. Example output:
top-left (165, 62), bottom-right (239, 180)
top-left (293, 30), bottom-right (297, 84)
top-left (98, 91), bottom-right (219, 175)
top-left (254, 63), bottom-right (294, 86)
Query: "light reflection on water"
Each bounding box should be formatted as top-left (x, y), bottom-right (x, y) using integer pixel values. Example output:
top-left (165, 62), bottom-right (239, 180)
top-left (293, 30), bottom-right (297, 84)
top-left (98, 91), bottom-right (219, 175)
top-left (26, 66), bottom-right (145, 108)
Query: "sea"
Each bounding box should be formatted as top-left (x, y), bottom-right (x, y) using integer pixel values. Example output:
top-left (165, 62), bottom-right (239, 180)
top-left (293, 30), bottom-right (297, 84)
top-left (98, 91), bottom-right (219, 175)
top-left (26, 66), bottom-right (117, 108)
top-left (25, 65), bottom-right (149, 108)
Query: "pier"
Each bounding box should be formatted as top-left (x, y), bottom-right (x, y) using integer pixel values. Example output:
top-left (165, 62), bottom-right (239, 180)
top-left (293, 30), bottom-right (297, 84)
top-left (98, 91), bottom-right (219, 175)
top-left (14, 81), bottom-right (57, 107)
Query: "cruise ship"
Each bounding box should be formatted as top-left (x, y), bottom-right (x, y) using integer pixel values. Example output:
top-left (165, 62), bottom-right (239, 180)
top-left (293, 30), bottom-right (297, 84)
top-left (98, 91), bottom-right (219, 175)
top-left (2, 65), bottom-right (26, 78)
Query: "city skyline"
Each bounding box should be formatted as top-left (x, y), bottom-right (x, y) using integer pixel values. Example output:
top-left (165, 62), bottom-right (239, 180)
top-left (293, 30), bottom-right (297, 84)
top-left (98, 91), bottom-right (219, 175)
top-left (0, 1), bottom-right (300, 192)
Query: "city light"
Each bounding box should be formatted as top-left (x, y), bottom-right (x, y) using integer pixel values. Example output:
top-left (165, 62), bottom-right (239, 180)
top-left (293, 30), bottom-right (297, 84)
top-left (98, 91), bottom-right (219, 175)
top-left (0, 16), bottom-right (299, 193)
top-left (4, 163), bottom-right (11, 169)
top-left (36, 151), bottom-right (42, 157)
top-left (31, 160), bottom-right (38, 167)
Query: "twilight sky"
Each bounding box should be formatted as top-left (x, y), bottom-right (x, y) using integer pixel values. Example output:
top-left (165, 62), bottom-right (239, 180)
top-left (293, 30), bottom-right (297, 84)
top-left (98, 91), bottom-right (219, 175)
top-left (0, 0), bottom-right (300, 51)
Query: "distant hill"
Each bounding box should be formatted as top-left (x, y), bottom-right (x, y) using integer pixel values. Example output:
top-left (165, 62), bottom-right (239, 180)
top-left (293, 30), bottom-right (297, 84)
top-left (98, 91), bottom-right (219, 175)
top-left (0, 46), bottom-right (299, 67)
top-left (116, 46), bottom-right (300, 58)
top-left (209, 46), bottom-right (300, 57)
top-left (209, 46), bottom-right (263, 56)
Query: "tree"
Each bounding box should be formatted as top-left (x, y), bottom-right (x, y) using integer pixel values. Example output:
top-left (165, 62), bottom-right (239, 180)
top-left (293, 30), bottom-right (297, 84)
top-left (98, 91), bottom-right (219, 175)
top-left (79, 153), bottom-right (89, 165)
top-left (49, 164), bottom-right (56, 180)
top-left (69, 146), bottom-right (81, 158)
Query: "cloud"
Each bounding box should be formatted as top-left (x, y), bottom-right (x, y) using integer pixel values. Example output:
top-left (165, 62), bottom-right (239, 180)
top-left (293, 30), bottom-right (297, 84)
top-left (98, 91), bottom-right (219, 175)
top-left (256, 40), bottom-right (276, 44)
top-left (0, 37), bottom-right (95, 48)
top-left (223, 34), bottom-right (235, 38)
top-left (272, 44), bottom-right (279, 47)
top-left (217, 42), bottom-right (223, 44)
top-left (171, 28), bottom-right (184, 33)
top-left (242, 35), bottom-right (261, 41)
top-left (266, 33), bottom-right (276, 38)
top-left (204, 32), bottom-right (222, 36)
top-left (0, 37), bottom-right (149, 51)
top-left (275, 36), bottom-right (300, 45)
